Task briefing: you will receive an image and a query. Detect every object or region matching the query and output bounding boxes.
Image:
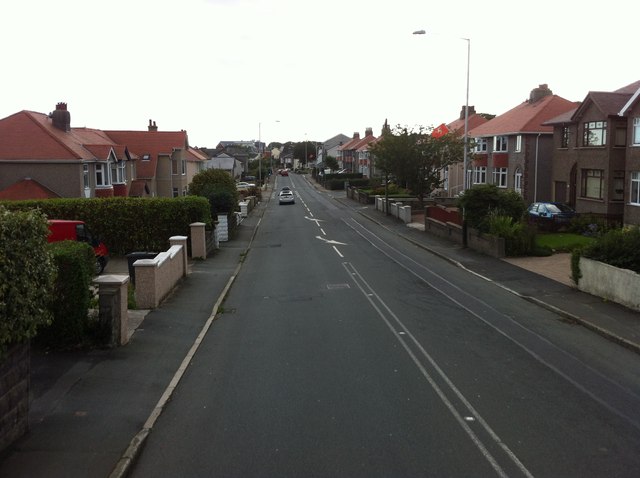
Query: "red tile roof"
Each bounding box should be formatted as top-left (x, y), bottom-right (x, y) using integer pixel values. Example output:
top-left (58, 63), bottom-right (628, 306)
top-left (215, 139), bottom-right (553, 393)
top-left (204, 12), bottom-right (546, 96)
top-left (105, 130), bottom-right (188, 179)
top-left (469, 95), bottom-right (578, 137)
top-left (448, 113), bottom-right (489, 135)
top-left (0, 111), bottom-right (128, 161)
top-left (0, 178), bottom-right (60, 200)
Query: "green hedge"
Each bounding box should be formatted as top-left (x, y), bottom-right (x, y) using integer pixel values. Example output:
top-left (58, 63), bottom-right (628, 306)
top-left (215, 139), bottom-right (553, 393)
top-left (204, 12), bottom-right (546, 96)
top-left (0, 207), bottom-right (56, 356)
top-left (34, 241), bottom-right (96, 349)
top-left (0, 196), bottom-right (212, 256)
top-left (581, 227), bottom-right (640, 273)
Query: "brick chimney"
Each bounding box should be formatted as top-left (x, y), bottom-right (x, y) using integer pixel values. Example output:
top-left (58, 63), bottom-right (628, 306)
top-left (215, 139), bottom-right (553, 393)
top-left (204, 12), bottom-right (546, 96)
top-left (50, 102), bottom-right (71, 132)
top-left (365, 127), bottom-right (373, 137)
top-left (148, 119), bottom-right (158, 131)
top-left (460, 105), bottom-right (476, 120)
top-left (353, 132), bottom-right (360, 140)
top-left (529, 84), bottom-right (552, 103)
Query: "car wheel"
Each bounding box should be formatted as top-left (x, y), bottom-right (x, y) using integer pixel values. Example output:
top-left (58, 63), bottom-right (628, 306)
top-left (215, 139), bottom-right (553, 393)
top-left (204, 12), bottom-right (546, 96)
top-left (95, 257), bottom-right (106, 275)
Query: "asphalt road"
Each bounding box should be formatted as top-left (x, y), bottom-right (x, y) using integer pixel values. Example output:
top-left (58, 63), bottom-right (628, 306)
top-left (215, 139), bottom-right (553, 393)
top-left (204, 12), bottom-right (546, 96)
top-left (130, 174), bottom-right (640, 477)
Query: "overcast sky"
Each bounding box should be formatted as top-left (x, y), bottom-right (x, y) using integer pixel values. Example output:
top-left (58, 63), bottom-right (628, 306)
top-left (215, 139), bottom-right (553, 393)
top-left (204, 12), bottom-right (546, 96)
top-left (2, 0), bottom-right (638, 148)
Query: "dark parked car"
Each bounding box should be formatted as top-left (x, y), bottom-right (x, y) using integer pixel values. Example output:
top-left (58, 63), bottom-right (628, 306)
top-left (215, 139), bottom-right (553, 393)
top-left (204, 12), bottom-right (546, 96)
top-left (527, 202), bottom-right (577, 230)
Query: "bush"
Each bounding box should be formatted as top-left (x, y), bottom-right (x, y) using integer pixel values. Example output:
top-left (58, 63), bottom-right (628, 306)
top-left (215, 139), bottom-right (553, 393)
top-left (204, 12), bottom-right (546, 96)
top-left (580, 226), bottom-right (640, 273)
top-left (34, 241), bottom-right (96, 349)
top-left (486, 213), bottom-right (534, 256)
top-left (0, 207), bottom-right (57, 356)
top-left (567, 214), bottom-right (616, 237)
top-left (457, 185), bottom-right (526, 233)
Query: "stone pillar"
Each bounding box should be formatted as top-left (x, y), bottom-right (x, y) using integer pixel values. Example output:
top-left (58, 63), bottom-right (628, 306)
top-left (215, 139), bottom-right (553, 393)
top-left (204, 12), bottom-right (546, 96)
top-left (240, 201), bottom-right (248, 217)
top-left (134, 259), bottom-right (158, 309)
top-left (93, 274), bottom-right (130, 346)
top-left (170, 236), bottom-right (189, 277)
top-left (190, 222), bottom-right (207, 259)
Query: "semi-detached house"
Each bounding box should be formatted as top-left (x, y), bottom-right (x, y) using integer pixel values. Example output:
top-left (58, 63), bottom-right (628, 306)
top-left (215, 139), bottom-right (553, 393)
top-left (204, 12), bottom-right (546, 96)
top-left (545, 80), bottom-right (640, 226)
top-left (467, 84), bottom-right (578, 205)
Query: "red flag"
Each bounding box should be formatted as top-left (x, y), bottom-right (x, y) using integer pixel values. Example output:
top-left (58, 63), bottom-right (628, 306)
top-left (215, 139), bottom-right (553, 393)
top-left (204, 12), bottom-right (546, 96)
top-left (431, 123), bottom-right (449, 138)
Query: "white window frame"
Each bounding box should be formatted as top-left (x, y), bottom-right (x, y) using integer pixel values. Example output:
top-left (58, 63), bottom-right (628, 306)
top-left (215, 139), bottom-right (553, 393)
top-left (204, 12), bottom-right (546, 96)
top-left (515, 135), bottom-right (522, 152)
top-left (633, 118), bottom-right (640, 146)
top-left (475, 138), bottom-right (488, 153)
top-left (514, 168), bottom-right (522, 195)
top-left (111, 160), bottom-right (127, 184)
top-left (473, 166), bottom-right (487, 184)
top-left (95, 163), bottom-right (109, 187)
top-left (631, 172), bottom-right (640, 205)
top-left (493, 136), bottom-right (508, 152)
top-left (493, 167), bottom-right (508, 188)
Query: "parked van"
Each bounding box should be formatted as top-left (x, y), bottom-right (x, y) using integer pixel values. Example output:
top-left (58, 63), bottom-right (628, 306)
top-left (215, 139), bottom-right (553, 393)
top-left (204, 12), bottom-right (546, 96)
top-left (47, 220), bottom-right (109, 274)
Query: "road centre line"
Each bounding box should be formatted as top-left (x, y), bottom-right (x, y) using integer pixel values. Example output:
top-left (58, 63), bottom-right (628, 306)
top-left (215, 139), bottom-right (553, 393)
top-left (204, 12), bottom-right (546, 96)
top-left (342, 261), bottom-right (533, 478)
top-left (333, 246), bottom-right (343, 258)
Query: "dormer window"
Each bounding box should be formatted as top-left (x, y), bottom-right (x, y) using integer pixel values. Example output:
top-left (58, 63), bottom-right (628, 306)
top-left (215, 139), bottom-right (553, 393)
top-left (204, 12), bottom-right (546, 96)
top-left (142, 154), bottom-right (151, 161)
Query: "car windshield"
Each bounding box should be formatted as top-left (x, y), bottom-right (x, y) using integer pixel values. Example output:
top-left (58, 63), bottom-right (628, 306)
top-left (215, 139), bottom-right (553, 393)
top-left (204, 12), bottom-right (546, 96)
top-left (548, 204), bottom-right (572, 213)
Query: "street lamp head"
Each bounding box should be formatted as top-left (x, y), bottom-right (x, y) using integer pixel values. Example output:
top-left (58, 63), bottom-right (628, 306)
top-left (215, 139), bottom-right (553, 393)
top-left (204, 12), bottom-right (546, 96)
top-left (412, 29), bottom-right (426, 35)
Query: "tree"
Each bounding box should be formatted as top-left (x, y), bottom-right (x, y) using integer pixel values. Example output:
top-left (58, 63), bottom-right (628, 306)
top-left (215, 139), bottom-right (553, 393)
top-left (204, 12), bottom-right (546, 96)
top-left (368, 124), bottom-right (466, 202)
top-left (293, 141), bottom-right (317, 167)
top-left (189, 169), bottom-right (239, 217)
top-left (324, 155), bottom-right (339, 172)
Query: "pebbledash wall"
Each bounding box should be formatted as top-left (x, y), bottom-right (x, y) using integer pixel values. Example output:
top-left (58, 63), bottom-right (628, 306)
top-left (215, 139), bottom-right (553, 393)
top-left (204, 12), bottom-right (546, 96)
top-left (578, 257), bottom-right (640, 312)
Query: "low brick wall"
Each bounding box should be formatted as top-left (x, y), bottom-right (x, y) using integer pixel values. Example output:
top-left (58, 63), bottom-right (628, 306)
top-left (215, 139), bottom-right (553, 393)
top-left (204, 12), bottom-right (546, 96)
top-left (0, 341), bottom-right (29, 453)
top-left (134, 237), bottom-right (188, 309)
top-left (578, 257), bottom-right (640, 311)
top-left (426, 218), bottom-right (464, 244)
top-left (467, 228), bottom-right (505, 258)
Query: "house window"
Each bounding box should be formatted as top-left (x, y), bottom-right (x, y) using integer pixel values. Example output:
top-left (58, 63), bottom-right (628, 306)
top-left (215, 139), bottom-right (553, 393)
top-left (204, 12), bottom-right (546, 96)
top-left (581, 169), bottom-right (604, 199)
top-left (172, 187), bottom-right (179, 198)
top-left (515, 135), bottom-right (522, 152)
top-left (95, 163), bottom-right (109, 187)
top-left (110, 160), bottom-right (126, 184)
top-left (613, 170), bottom-right (624, 201)
top-left (561, 126), bottom-right (570, 148)
top-left (615, 128), bottom-right (627, 147)
top-left (493, 136), bottom-right (508, 152)
top-left (83, 164), bottom-right (90, 189)
top-left (583, 121), bottom-right (607, 146)
top-left (142, 154), bottom-right (151, 161)
top-left (493, 167), bottom-right (508, 188)
top-left (633, 118), bottom-right (640, 145)
top-left (474, 138), bottom-right (488, 152)
top-left (631, 172), bottom-right (640, 205)
top-left (473, 166), bottom-right (487, 184)
top-left (172, 159), bottom-right (179, 175)
top-left (181, 159), bottom-right (186, 175)
top-left (514, 168), bottom-right (522, 195)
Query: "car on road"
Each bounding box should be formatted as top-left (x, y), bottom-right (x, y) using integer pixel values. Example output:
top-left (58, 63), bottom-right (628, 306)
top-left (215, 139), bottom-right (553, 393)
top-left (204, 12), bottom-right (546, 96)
top-left (278, 189), bottom-right (295, 205)
top-left (236, 181), bottom-right (256, 191)
top-left (279, 169), bottom-right (289, 176)
top-left (527, 202), bottom-right (577, 229)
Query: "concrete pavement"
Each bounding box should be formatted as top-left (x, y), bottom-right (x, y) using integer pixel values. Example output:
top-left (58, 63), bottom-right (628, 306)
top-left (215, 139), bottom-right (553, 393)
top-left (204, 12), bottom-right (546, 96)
top-left (1, 176), bottom-right (639, 478)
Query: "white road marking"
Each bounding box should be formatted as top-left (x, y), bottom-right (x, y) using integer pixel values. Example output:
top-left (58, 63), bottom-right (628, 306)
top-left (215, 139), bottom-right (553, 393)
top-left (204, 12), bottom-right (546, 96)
top-left (316, 236), bottom-right (347, 246)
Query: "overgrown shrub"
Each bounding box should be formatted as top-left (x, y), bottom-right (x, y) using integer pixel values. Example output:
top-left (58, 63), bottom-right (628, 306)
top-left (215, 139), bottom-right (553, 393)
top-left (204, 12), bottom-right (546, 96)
top-left (568, 214), bottom-right (617, 237)
top-left (34, 241), bottom-right (96, 349)
top-left (0, 207), bottom-right (56, 356)
top-left (457, 185), bottom-right (526, 233)
top-left (486, 213), bottom-right (535, 256)
top-left (580, 226), bottom-right (640, 273)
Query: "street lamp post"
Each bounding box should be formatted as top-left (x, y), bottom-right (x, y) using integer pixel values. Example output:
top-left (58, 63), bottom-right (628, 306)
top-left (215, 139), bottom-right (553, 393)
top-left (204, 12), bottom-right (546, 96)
top-left (413, 29), bottom-right (470, 192)
top-left (258, 122), bottom-right (262, 187)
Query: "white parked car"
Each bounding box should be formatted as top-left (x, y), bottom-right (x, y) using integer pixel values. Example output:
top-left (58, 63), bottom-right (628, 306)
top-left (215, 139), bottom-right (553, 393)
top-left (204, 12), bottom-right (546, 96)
top-left (236, 181), bottom-right (256, 191)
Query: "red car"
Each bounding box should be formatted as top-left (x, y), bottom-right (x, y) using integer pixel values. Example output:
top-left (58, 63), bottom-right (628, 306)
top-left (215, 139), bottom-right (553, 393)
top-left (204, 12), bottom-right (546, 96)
top-left (47, 220), bottom-right (109, 274)
top-left (280, 169), bottom-right (289, 176)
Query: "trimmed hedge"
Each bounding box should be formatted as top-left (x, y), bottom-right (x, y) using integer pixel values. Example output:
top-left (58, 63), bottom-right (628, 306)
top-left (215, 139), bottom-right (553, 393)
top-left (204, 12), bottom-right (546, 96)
top-left (0, 207), bottom-right (56, 356)
top-left (34, 241), bottom-right (96, 349)
top-left (0, 196), bottom-right (212, 256)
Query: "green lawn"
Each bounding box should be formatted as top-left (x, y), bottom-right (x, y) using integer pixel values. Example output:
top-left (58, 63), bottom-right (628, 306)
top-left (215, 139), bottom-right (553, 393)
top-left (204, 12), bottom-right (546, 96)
top-left (534, 233), bottom-right (595, 252)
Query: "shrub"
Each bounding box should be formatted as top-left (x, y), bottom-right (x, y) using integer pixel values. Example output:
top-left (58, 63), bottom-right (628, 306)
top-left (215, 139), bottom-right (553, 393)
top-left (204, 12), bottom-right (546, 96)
top-left (580, 226), bottom-right (640, 273)
top-left (34, 241), bottom-right (96, 349)
top-left (457, 185), bottom-right (526, 233)
top-left (0, 208), bottom-right (57, 356)
top-left (487, 213), bottom-right (534, 256)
